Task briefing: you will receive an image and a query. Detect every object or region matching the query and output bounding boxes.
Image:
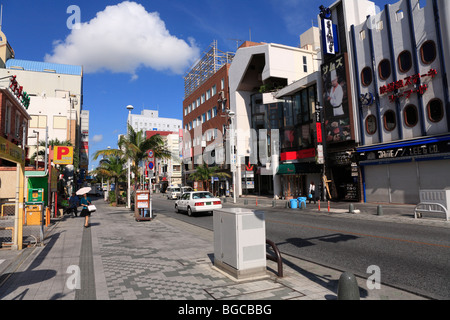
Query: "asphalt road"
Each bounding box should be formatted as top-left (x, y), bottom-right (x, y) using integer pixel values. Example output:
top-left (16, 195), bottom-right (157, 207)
top-left (151, 194), bottom-right (450, 300)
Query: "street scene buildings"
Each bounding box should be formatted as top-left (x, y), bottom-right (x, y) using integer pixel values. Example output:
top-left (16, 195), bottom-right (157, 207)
top-left (0, 0), bottom-right (449, 301)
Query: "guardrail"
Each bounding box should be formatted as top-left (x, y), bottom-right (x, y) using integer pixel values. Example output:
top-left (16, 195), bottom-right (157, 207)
top-left (414, 202), bottom-right (449, 221)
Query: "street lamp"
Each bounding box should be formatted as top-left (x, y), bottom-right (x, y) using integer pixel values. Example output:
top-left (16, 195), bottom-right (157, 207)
top-left (126, 105), bottom-right (134, 209)
top-left (226, 109), bottom-right (237, 204)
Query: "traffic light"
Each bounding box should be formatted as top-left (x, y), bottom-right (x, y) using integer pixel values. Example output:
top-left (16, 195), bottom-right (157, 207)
top-left (22, 92), bottom-right (30, 109)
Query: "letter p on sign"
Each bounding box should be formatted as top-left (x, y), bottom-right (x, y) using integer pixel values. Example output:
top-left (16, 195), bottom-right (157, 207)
top-left (54, 146), bottom-right (74, 165)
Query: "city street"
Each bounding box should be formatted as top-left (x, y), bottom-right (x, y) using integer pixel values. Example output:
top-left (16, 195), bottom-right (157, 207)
top-left (153, 194), bottom-right (450, 300)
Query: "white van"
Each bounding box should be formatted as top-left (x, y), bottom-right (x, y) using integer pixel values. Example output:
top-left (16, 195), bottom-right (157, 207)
top-left (181, 186), bottom-right (193, 195)
top-left (166, 186), bottom-right (181, 200)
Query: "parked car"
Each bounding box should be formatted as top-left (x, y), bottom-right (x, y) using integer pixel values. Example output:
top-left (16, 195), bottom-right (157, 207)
top-left (175, 191), bottom-right (222, 217)
top-left (166, 186), bottom-right (181, 200)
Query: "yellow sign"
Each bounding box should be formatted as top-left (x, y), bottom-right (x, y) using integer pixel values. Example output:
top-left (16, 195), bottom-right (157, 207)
top-left (53, 146), bottom-right (74, 165)
top-left (0, 136), bottom-right (25, 164)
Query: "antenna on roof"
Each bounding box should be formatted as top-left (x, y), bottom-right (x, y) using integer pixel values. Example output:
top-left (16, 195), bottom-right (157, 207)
top-left (0, 5), bottom-right (3, 31)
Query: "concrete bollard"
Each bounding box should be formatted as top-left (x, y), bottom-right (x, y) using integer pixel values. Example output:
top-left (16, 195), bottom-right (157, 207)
top-left (349, 203), bottom-right (355, 214)
top-left (337, 272), bottom-right (360, 300)
top-left (244, 199), bottom-right (248, 205)
top-left (272, 200), bottom-right (276, 207)
top-left (377, 205), bottom-right (383, 216)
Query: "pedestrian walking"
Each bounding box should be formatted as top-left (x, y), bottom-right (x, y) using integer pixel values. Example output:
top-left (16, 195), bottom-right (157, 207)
top-left (308, 181), bottom-right (316, 204)
top-left (68, 192), bottom-right (80, 217)
top-left (80, 193), bottom-right (92, 228)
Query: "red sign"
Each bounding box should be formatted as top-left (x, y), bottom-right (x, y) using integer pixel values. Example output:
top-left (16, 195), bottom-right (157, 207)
top-left (316, 123), bottom-right (323, 143)
top-left (379, 69), bottom-right (437, 103)
top-left (280, 148), bottom-right (316, 161)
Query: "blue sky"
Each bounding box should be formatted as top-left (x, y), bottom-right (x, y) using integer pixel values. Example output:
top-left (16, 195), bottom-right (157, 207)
top-left (1, 0), bottom-right (390, 169)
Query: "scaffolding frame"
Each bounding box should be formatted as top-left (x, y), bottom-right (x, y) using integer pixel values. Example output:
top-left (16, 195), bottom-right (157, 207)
top-left (184, 41), bottom-right (234, 98)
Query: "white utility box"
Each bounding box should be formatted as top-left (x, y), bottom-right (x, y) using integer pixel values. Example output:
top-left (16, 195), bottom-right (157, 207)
top-left (213, 208), bottom-right (267, 279)
top-left (419, 188), bottom-right (450, 209)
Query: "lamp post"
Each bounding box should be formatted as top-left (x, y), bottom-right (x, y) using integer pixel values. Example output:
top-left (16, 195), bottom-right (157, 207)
top-left (226, 109), bottom-right (237, 204)
top-left (126, 105), bottom-right (134, 209)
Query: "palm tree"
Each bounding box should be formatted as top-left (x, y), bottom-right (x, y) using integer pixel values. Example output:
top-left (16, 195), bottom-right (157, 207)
top-left (93, 124), bottom-right (172, 189)
top-left (91, 155), bottom-right (126, 204)
top-left (189, 163), bottom-right (230, 193)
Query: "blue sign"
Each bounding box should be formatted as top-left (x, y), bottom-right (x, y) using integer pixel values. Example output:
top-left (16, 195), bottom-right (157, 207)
top-left (148, 162), bottom-right (154, 170)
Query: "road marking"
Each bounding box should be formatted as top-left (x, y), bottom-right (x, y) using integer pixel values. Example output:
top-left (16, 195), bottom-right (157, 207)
top-left (0, 259), bottom-right (4, 265)
top-left (267, 219), bottom-right (450, 249)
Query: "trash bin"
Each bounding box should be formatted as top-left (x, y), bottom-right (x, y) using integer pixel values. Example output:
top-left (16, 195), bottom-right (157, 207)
top-left (290, 199), bottom-right (298, 209)
top-left (298, 197), bottom-right (307, 208)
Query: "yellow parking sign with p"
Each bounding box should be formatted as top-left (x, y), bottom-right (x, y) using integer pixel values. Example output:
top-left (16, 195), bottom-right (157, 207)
top-left (54, 146), bottom-right (74, 165)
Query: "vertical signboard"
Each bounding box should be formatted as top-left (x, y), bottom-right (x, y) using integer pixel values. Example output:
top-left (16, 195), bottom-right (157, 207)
top-left (321, 53), bottom-right (354, 144)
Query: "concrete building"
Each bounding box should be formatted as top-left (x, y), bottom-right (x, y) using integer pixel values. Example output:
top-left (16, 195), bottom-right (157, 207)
top-left (128, 109), bottom-right (182, 133)
top-left (182, 41), bottom-right (234, 194)
top-left (349, 0), bottom-right (450, 204)
top-left (228, 32), bottom-right (321, 198)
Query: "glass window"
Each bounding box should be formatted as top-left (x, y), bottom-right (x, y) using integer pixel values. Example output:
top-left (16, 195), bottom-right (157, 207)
top-left (378, 59), bottom-right (391, 80)
top-left (404, 104), bottom-right (418, 127)
top-left (206, 90), bottom-right (211, 100)
top-left (420, 40), bottom-right (437, 65)
top-left (366, 115), bottom-right (377, 135)
top-left (398, 50), bottom-right (412, 73)
top-left (53, 116), bottom-right (67, 129)
top-left (361, 67), bottom-right (373, 86)
top-left (211, 85), bottom-right (217, 96)
top-left (383, 110), bottom-right (396, 131)
top-left (207, 110), bottom-right (211, 120)
top-left (212, 106), bottom-right (217, 117)
top-left (427, 99), bottom-right (444, 123)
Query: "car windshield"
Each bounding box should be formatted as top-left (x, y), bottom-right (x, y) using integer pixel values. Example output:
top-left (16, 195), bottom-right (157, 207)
top-left (172, 188), bottom-right (180, 192)
top-left (192, 192), bottom-right (214, 199)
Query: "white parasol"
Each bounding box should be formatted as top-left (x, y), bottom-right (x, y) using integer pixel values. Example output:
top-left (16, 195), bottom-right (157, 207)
top-left (76, 187), bottom-right (91, 196)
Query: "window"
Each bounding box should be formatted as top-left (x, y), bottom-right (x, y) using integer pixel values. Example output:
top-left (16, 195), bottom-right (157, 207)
top-left (212, 106), bottom-right (217, 117)
top-left (427, 99), bottom-right (444, 122)
top-left (383, 110), bottom-right (396, 131)
top-left (404, 104), bottom-right (418, 127)
top-left (29, 115), bottom-right (47, 129)
top-left (201, 94), bottom-right (205, 104)
top-left (303, 56), bottom-right (308, 73)
top-left (366, 115), bottom-right (377, 135)
top-left (53, 116), bottom-right (67, 129)
top-left (4, 104), bottom-right (11, 134)
top-left (188, 104), bottom-right (191, 113)
top-left (221, 78), bottom-right (225, 90)
top-left (206, 90), bottom-right (211, 100)
top-left (420, 40), bottom-right (437, 65)
top-left (202, 113), bottom-right (206, 123)
top-left (211, 85), bottom-right (217, 96)
top-left (207, 110), bottom-right (212, 121)
top-left (196, 98), bottom-right (200, 108)
top-left (396, 9), bottom-right (404, 21)
top-left (378, 59), bottom-right (391, 80)
top-left (15, 112), bottom-right (20, 138)
top-left (398, 50), bottom-right (412, 73)
top-left (361, 67), bottom-right (373, 86)
top-left (360, 30), bottom-right (366, 40)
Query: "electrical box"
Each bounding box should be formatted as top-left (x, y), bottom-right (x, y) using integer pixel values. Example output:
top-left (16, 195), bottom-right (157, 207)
top-left (25, 204), bottom-right (43, 226)
top-left (213, 208), bottom-right (267, 279)
top-left (419, 188), bottom-right (450, 210)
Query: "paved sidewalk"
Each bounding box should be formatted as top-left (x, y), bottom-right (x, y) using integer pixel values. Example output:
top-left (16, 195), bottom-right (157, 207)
top-left (0, 198), bottom-right (430, 300)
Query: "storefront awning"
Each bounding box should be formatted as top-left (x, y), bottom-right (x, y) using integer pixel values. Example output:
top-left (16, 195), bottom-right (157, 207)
top-left (277, 163), bottom-right (322, 175)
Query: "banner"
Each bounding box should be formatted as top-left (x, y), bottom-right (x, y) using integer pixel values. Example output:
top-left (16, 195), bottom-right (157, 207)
top-left (0, 136), bottom-right (25, 164)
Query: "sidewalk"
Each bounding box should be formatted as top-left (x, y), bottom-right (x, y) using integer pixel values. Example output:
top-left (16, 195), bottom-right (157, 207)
top-left (0, 198), bottom-right (431, 300)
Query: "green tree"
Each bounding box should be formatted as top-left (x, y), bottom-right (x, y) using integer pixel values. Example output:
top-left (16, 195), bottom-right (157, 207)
top-left (189, 163), bottom-right (230, 193)
top-left (91, 155), bottom-right (126, 204)
top-left (93, 124), bottom-right (172, 189)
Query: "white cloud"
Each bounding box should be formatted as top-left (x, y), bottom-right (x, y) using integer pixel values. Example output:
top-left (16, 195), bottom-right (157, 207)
top-left (45, 1), bottom-right (200, 76)
top-left (92, 134), bottom-right (103, 143)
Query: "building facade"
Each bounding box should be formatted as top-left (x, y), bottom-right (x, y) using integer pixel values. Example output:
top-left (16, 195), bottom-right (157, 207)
top-left (182, 42), bottom-right (234, 194)
top-left (229, 34), bottom-right (321, 198)
top-left (350, 0), bottom-right (450, 204)
top-left (128, 109), bottom-right (182, 133)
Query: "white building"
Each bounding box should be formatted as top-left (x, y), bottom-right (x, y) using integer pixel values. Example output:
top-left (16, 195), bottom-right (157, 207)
top-left (128, 109), bottom-right (182, 133)
top-left (228, 34), bottom-right (321, 198)
top-left (0, 59), bottom-right (83, 159)
top-left (348, 0), bottom-right (450, 204)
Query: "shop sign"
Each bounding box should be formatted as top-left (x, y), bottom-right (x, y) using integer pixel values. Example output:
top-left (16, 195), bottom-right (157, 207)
top-left (9, 76), bottom-right (30, 109)
top-left (359, 140), bottom-right (449, 162)
top-left (379, 69), bottom-right (437, 103)
top-left (0, 136), bottom-right (25, 164)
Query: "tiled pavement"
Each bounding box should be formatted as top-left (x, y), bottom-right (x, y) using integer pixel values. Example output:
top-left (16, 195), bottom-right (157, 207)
top-left (0, 198), bottom-right (431, 301)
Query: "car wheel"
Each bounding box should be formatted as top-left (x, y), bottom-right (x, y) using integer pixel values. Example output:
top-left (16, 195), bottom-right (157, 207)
top-left (187, 206), bottom-right (194, 217)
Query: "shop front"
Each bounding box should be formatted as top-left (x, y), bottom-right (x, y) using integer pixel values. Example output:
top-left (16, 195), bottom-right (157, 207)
top-left (277, 162), bottom-right (322, 200)
top-left (358, 134), bottom-right (450, 204)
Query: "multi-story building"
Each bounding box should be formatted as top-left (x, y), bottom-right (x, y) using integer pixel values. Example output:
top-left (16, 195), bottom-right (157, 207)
top-left (128, 109), bottom-right (182, 133)
top-left (349, 0), bottom-right (450, 204)
top-left (146, 130), bottom-right (182, 189)
top-left (229, 30), bottom-right (321, 199)
top-left (182, 41), bottom-right (234, 194)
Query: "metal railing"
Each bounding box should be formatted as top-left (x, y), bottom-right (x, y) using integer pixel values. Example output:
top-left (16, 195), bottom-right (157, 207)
top-left (266, 239), bottom-right (283, 278)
